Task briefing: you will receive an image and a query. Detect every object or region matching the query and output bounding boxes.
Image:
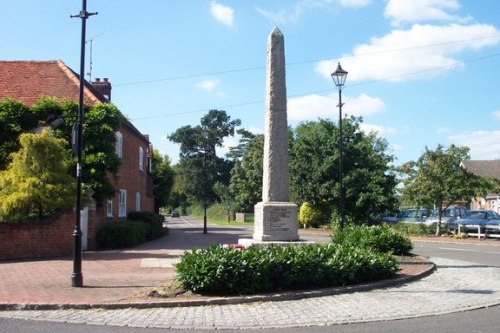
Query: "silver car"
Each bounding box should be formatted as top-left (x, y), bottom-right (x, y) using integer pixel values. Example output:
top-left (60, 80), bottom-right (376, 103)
top-left (424, 206), bottom-right (467, 228)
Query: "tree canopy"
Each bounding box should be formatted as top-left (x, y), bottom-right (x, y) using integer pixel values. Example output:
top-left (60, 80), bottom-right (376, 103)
top-left (151, 150), bottom-right (175, 214)
top-left (0, 97), bottom-right (124, 205)
top-left (168, 110), bottom-right (240, 208)
top-left (290, 117), bottom-right (398, 225)
top-left (400, 144), bottom-right (492, 235)
top-left (0, 130), bottom-right (75, 221)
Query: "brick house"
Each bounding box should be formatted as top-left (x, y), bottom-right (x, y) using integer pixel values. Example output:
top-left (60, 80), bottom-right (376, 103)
top-left (0, 60), bottom-right (154, 257)
top-left (461, 160), bottom-right (500, 214)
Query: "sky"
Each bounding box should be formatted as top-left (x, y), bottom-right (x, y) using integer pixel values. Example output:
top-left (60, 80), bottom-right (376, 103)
top-left (2, 0), bottom-right (500, 165)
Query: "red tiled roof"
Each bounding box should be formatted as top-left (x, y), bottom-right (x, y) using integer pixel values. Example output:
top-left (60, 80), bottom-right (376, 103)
top-left (0, 60), bottom-right (106, 105)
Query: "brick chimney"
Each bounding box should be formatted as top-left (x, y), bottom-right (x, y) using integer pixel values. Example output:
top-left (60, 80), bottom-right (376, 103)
top-left (92, 77), bottom-right (112, 102)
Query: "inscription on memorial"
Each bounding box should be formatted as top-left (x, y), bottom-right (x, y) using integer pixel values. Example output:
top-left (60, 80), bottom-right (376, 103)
top-left (267, 208), bottom-right (291, 232)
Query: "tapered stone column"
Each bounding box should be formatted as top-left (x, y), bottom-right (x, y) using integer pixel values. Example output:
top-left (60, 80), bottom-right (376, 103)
top-left (252, 27), bottom-right (299, 242)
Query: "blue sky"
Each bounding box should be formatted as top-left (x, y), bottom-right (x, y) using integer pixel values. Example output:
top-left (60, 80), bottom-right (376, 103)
top-left (2, 0), bottom-right (500, 165)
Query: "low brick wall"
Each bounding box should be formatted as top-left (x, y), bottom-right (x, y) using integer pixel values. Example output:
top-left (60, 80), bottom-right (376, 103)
top-left (0, 210), bottom-right (74, 261)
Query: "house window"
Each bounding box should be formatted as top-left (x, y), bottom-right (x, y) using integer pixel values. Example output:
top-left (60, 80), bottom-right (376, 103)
top-left (135, 192), bottom-right (141, 211)
top-left (106, 200), bottom-right (113, 218)
top-left (139, 146), bottom-right (144, 171)
top-left (115, 131), bottom-right (123, 158)
top-left (118, 189), bottom-right (127, 218)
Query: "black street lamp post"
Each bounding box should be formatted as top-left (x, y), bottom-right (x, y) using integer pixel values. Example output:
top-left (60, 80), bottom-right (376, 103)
top-left (201, 127), bottom-right (209, 234)
top-left (70, 0), bottom-right (97, 288)
top-left (331, 62), bottom-right (348, 230)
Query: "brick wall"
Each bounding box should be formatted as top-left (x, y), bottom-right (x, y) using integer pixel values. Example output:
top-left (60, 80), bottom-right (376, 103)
top-left (0, 210), bottom-right (74, 261)
top-left (112, 122), bottom-right (155, 217)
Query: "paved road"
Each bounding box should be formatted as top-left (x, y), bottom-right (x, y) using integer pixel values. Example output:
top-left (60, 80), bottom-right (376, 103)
top-left (412, 241), bottom-right (500, 267)
top-left (1, 217), bottom-right (500, 330)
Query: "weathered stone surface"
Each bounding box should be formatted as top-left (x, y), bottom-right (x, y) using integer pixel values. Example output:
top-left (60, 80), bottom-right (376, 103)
top-left (262, 27), bottom-right (289, 203)
top-left (252, 202), bottom-right (299, 241)
top-left (251, 27), bottom-right (299, 242)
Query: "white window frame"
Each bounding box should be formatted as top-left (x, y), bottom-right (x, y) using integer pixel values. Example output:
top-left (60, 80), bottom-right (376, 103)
top-left (115, 131), bottom-right (123, 158)
top-left (118, 189), bottom-right (127, 218)
top-left (135, 192), bottom-right (141, 212)
top-left (139, 146), bottom-right (144, 171)
top-left (106, 200), bottom-right (113, 218)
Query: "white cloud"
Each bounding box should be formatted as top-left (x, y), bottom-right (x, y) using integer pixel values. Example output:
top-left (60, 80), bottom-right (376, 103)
top-left (210, 2), bottom-right (234, 27)
top-left (195, 78), bottom-right (220, 91)
top-left (448, 130), bottom-right (500, 159)
top-left (493, 110), bottom-right (500, 120)
top-left (359, 123), bottom-right (396, 136)
top-left (256, 0), bottom-right (334, 24)
top-left (340, 0), bottom-right (372, 8)
top-left (288, 93), bottom-right (385, 121)
top-left (315, 23), bottom-right (500, 82)
top-left (385, 0), bottom-right (461, 26)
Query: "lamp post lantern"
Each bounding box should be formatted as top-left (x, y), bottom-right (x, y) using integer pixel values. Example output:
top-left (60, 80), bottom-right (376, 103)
top-left (331, 62), bottom-right (348, 230)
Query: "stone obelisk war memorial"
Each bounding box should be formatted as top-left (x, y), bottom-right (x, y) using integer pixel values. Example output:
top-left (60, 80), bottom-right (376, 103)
top-left (241, 27), bottom-right (300, 245)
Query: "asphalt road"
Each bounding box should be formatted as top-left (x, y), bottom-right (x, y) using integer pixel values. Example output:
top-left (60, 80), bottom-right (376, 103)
top-left (412, 241), bottom-right (500, 267)
top-left (1, 220), bottom-right (500, 333)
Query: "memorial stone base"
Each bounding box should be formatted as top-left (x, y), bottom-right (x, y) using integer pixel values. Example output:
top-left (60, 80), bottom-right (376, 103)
top-left (251, 201), bottom-right (299, 241)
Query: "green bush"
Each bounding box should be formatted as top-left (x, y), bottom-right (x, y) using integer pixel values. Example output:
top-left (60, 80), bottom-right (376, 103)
top-left (127, 211), bottom-right (167, 240)
top-left (331, 225), bottom-right (413, 255)
top-left (175, 243), bottom-right (398, 295)
top-left (390, 222), bottom-right (435, 236)
top-left (299, 202), bottom-right (321, 228)
top-left (96, 221), bottom-right (147, 249)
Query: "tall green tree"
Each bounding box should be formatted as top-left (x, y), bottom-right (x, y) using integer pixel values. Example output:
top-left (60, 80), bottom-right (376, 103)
top-left (229, 134), bottom-right (264, 212)
top-left (290, 117), bottom-right (398, 225)
top-left (168, 110), bottom-right (240, 210)
top-left (400, 144), bottom-right (492, 235)
top-left (151, 150), bottom-right (175, 214)
top-left (0, 130), bottom-right (75, 221)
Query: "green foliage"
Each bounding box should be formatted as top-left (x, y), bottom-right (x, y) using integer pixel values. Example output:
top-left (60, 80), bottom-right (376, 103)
top-left (0, 98), bottom-right (38, 170)
top-left (229, 134), bottom-right (264, 212)
top-left (0, 130), bottom-right (75, 221)
top-left (169, 110), bottom-right (240, 210)
top-left (151, 150), bottom-right (175, 213)
top-left (299, 202), bottom-right (330, 228)
top-left (331, 225), bottom-right (413, 255)
top-left (389, 222), bottom-right (436, 236)
top-left (175, 243), bottom-right (398, 295)
top-left (290, 117), bottom-right (398, 225)
top-left (1, 97), bottom-right (124, 205)
top-left (96, 221), bottom-right (147, 249)
top-left (127, 211), bottom-right (167, 240)
top-left (400, 144), bottom-right (492, 235)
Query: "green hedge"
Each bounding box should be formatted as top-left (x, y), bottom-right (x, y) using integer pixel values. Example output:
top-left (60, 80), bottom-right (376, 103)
top-left (127, 211), bottom-right (167, 240)
top-left (96, 221), bottom-right (147, 249)
top-left (96, 212), bottom-right (167, 249)
top-left (175, 243), bottom-right (398, 295)
top-left (331, 225), bottom-right (413, 255)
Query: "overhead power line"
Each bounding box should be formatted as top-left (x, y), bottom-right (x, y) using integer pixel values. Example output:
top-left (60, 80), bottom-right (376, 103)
top-left (130, 51), bottom-right (500, 121)
top-left (117, 33), bottom-right (500, 87)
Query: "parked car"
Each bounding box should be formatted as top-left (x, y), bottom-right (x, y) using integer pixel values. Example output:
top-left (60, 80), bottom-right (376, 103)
top-left (379, 210), bottom-right (403, 223)
top-left (424, 205), bottom-right (468, 228)
top-left (485, 217), bottom-right (500, 235)
top-left (401, 208), bottom-right (432, 222)
top-left (451, 210), bottom-right (500, 232)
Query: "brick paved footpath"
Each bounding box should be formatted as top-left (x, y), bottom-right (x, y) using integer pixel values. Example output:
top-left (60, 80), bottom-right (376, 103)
top-left (0, 219), bottom-right (499, 329)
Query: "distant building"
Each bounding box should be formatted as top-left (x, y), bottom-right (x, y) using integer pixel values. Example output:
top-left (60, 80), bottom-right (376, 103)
top-left (0, 60), bottom-right (154, 252)
top-left (461, 160), bottom-right (500, 214)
